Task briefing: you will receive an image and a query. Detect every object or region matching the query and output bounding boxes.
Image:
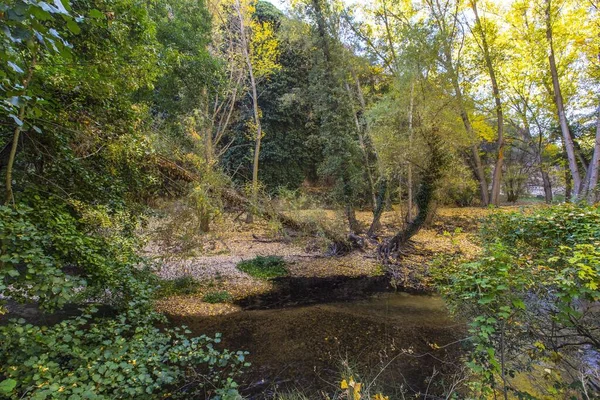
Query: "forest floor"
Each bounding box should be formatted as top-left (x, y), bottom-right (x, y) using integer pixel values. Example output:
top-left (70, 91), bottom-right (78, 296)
top-left (146, 205), bottom-right (523, 317)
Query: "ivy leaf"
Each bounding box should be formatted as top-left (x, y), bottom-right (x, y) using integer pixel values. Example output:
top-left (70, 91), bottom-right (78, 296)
top-left (66, 20), bottom-right (81, 35)
top-left (511, 299), bottom-right (526, 310)
top-left (30, 7), bottom-right (53, 21)
top-left (0, 379), bottom-right (17, 394)
top-left (89, 9), bottom-right (104, 19)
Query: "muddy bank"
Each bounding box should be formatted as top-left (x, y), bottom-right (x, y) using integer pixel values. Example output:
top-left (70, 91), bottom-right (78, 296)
top-left (168, 276), bottom-right (466, 399)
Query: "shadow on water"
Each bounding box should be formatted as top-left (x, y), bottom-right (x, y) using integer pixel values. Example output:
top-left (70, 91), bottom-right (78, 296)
top-left (170, 274), bottom-right (468, 399)
top-left (0, 300), bottom-right (117, 326)
top-left (236, 274), bottom-right (392, 309)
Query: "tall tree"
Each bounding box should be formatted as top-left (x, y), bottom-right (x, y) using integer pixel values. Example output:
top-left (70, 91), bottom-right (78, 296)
top-left (307, 0), bottom-right (364, 232)
top-left (425, 0), bottom-right (490, 205)
top-left (545, 0), bottom-right (581, 195)
top-left (231, 0), bottom-right (279, 222)
top-left (470, 0), bottom-right (505, 205)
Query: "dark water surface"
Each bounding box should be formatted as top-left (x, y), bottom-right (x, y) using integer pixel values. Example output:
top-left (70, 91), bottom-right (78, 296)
top-left (170, 276), bottom-right (467, 399)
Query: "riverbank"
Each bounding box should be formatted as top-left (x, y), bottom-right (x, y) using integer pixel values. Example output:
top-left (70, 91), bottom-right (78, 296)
top-left (147, 206), bottom-right (492, 318)
top-left (140, 206), bottom-right (507, 397)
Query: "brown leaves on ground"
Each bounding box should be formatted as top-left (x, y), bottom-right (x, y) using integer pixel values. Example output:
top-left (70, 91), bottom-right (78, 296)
top-left (146, 205), bottom-right (527, 317)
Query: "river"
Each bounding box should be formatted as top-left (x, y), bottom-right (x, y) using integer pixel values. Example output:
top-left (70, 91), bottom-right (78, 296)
top-left (169, 275), bottom-right (467, 399)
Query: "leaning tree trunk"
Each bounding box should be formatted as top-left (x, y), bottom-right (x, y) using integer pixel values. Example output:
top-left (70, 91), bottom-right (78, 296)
top-left (223, 188), bottom-right (354, 251)
top-left (367, 178), bottom-right (387, 237)
top-left (443, 46), bottom-right (489, 206)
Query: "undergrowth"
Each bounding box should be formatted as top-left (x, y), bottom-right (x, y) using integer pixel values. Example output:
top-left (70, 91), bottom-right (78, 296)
top-left (155, 276), bottom-right (199, 297)
top-left (237, 256), bottom-right (288, 279)
top-left (203, 290), bottom-right (233, 304)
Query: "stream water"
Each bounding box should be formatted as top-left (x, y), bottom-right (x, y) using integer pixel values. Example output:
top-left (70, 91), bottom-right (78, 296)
top-left (171, 276), bottom-right (466, 399)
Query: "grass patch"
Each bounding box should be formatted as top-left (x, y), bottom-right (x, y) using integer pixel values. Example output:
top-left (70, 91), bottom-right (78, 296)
top-left (156, 276), bottom-right (199, 297)
top-left (202, 290), bottom-right (232, 304)
top-left (237, 256), bottom-right (288, 279)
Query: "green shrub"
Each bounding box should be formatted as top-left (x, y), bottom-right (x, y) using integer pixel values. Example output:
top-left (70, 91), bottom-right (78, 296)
top-left (0, 199), bottom-right (248, 399)
top-left (203, 290), bottom-right (233, 304)
top-left (236, 256), bottom-right (288, 279)
top-left (0, 199), bottom-right (145, 312)
top-left (0, 307), bottom-right (248, 399)
top-left (435, 204), bottom-right (600, 398)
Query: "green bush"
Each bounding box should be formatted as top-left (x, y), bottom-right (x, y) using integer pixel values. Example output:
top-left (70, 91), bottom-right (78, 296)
top-left (435, 204), bottom-right (600, 398)
top-left (438, 161), bottom-right (479, 206)
top-left (203, 290), bottom-right (233, 304)
top-left (0, 307), bottom-right (248, 399)
top-left (236, 256), bottom-right (288, 279)
top-left (0, 199), bottom-right (248, 399)
top-left (0, 199), bottom-right (145, 312)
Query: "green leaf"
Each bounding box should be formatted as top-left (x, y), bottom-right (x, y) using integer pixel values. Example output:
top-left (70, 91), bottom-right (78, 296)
top-left (0, 379), bottom-right (17, 394)
top-left (66, 20), bottom-right (81, 35)
top-left (89, 9), bottom-right (104, 19)
top-left (512, 299), bottom-right (526, 310)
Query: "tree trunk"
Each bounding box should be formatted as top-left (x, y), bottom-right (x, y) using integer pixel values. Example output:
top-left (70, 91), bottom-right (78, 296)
top-left (471, 0), bottom-right (504, 206)
top-left (199, 212), bottom-right (210, 233)
top-left (565, 163), bottom-right (572, 201)
top-left (584, 103), bottom-right (600, 202)
top-left (444, 48), bottom-right (489, 205)
top-left (345, 81), bottom-right (377, 210)
top-left (384, 183), bottom-right (392, 211)
top-left (353, 73), bottom-right (381, 211)
top-left (519, 107), bottom-right (552, 204)
top-left (430, 1), bottom-right (490, 207)
top-left (5, 52), bottom-right (36, 205)
top-left (541, 169), bottom-right (553, 203)
top-left (407, 81), bottom-right (414, 222)
top-left (546, 0), bottom-right (581, 196)
top-left (367, 178), bottom-right (387, 236)
top-left (5, 107), bottom-right (26, 205)
top-left (236, 0), bottom-right (262, 224)
top-left (345, 205), bottom-right (361, 235)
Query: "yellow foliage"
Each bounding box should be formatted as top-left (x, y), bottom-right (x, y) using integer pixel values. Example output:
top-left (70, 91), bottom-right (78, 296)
top-left (251, 20), bottom-right (280, 79)
top-left (471, 114), bottom-right (495, 142)
top-left (372, 395), bottom-right (389, 400)
top-left (341, 377), bottom-right (362, 400)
